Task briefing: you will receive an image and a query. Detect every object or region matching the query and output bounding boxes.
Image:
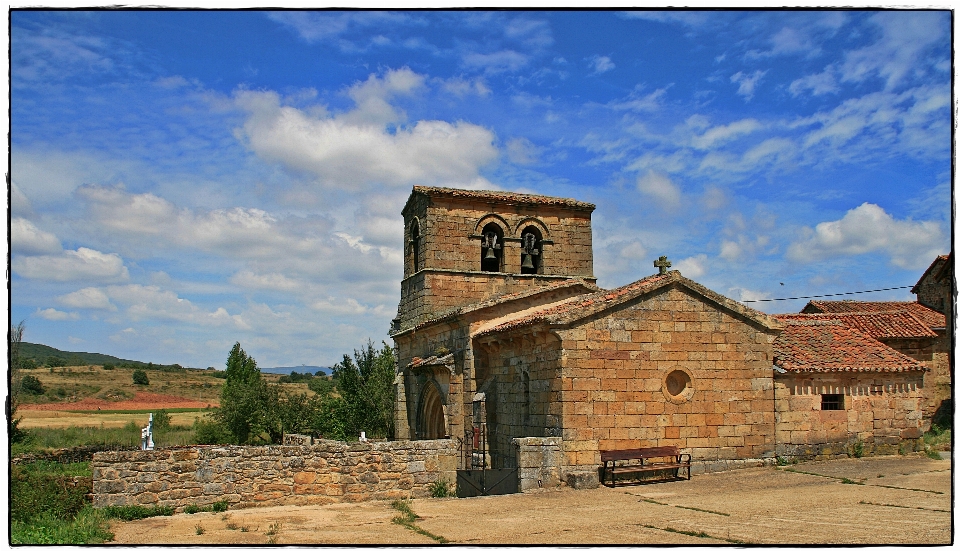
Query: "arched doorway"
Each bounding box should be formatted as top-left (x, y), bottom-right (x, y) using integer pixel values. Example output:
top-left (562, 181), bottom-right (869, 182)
top-left (417, 382), bottom-right (447, 439)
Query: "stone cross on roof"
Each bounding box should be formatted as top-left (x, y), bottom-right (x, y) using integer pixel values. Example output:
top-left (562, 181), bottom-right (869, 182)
top-left (654, 255), bottom-right (672, 275)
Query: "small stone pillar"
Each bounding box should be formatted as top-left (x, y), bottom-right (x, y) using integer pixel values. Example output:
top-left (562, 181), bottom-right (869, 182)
top-left (513, 436), bottom-right (562, 492)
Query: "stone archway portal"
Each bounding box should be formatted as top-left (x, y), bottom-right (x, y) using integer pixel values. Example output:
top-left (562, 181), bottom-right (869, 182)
top-left (418, 383), bottom-right (446, 439)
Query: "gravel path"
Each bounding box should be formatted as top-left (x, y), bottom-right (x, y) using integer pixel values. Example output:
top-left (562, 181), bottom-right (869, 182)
top-left (108, 455), bottom-right (951, 545)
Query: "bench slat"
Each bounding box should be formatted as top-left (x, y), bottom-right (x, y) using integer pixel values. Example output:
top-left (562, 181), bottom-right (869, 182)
top-left (600, 446), bottom-right (680, 462)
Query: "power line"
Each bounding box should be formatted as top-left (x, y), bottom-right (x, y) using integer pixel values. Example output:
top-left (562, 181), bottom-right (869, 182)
top-left (741, 285), bottom-right (913, 303)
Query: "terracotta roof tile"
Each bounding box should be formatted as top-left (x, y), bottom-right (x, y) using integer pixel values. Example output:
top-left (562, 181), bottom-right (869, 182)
top-left (773, 319), bottom-right (927, 373)
top-left (412, 185), bottom-right (596, 211)
top-left (802, 300), bottom-right (945, 329)
top-left (774, 311), bottom-right (937, 340)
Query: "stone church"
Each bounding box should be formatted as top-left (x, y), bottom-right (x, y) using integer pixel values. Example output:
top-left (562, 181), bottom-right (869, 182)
top-left (390, 186), bottom-right (938, 478)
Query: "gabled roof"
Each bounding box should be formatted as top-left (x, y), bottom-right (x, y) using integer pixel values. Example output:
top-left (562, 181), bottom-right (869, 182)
top-left (911, 254), bottom-right (951, 292)
top-left (774, 311), bottom-right (937, 340)
top-left (474, 271), bottom-right (781, 338)
top-left (406, 185), bottom-right (595, 213)
top-left (801, 300), bottom-right (945, 330)
top-left (392, 278), bottom-right (600, 337)
top-left (773, 319), bottom-right (928, 373)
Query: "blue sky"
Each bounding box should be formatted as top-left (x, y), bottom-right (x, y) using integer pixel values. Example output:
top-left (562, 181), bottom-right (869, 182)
top-left (10, 9), bottom-right (953, 369)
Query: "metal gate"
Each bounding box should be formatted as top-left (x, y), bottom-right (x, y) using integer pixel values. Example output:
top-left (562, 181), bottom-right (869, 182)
top-left (455, 425), bottom-right (518, 498)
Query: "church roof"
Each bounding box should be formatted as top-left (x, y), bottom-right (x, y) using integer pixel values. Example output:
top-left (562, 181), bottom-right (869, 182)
top-left (392, 278), bottom-right (600, 337)
top-left (474, 270), bottom-right (781, 338)
top-left (801, 300), bottom-right (945, 330)
top-left (774, 311), bottom-right (937, 340)
top-left (773, 318), bottom-right (927, 373)
top-left (407, 186), bottom-right (596, 212)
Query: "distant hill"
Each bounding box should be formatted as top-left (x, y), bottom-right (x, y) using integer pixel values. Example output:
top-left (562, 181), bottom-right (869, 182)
top-left (261, 366), bottom-right (331, 376)
top-left (17, 342), bottom-right (184, 370)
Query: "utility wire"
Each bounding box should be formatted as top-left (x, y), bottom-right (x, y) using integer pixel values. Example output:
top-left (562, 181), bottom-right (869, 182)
top-left (741, 285), bottom-right (913, 303)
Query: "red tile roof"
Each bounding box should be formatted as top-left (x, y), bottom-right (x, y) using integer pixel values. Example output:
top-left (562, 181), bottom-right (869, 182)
top-left (802, 300), bottom-right (945, 329)
top-left (773, 319), bottom-right (927, 373)
top-left (474, 271), bottom-right (780, 337)
top-left (774, 311), bottom-right (937, 340)
top-left (411, 185), bottom-right (596, 211)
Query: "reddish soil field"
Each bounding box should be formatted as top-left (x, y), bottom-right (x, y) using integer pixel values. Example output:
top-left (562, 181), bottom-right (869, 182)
top-left (20, 392), bottom-right (216, 412)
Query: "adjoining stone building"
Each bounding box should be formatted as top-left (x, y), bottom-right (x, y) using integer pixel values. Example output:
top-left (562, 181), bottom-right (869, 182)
top-left (390, 186), bottom-right (936, 479)
top-left (799, 253), bottom-right (953, 423)
top-left (772, 317), bottom-right (927, 458)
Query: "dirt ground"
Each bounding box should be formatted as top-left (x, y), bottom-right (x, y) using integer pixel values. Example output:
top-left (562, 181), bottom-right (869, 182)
top-left (108, 454), bottom-right (952, 545)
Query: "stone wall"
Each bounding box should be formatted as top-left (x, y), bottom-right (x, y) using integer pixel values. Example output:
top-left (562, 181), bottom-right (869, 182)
top-left (92, 440), bottom-right (456, 511)
top-left (555, 285), bottom-right (779, 470)
top-left (774, 372), bottom-right (925, 460)
top-left (513, 436), bottom-right (562, 492)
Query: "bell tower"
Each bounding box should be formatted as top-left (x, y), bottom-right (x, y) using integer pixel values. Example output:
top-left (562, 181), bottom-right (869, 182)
top-left (392, 186), bottom-right (596, 333)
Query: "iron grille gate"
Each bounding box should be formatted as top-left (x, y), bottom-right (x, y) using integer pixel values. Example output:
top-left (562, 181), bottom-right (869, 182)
top-left (455, 425), bottom-right (518, 498)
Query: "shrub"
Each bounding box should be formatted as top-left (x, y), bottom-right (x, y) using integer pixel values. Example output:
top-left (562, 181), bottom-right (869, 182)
top-left (851, 440), bottom-right (865, 458)
top-left (21, 375), bottom-right (45, 395)
top-left (102, 364), bottom-right (115, 370)
top-left (152, 410), bottom-right (171, 431)
top-left (193, 417), bottom-right (232, 445)
top-left (11, 462), bottom-right (91, 524)
top-left (211, 499), bottom-right (229, 513)
top-left (46, 356), bottom-right (66, 368)
top-left (132, 370), bottom-right (149, 385)
top-left (429, 479), bottom-right (450, 498)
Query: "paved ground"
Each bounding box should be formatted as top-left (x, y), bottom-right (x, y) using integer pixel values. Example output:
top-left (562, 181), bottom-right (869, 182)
top-left (109, 454), bottom-right (952, 545)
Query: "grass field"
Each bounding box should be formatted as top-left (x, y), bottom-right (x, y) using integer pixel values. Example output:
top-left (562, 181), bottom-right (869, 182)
top-left (16, 364), bottom-right (228, 405)
top-left (18, 410), bottom-right (208, 429)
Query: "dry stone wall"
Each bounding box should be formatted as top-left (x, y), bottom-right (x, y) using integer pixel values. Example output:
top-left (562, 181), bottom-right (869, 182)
top-left (92, 440), bottom-right (456, 511)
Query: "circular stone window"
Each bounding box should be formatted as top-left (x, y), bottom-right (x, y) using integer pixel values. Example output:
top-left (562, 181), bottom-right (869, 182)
top-left (662, 369), bottom-right (695, 403)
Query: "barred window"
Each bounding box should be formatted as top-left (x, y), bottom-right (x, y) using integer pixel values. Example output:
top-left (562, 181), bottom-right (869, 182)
top-left (821, 394), bottom-right (844, 410)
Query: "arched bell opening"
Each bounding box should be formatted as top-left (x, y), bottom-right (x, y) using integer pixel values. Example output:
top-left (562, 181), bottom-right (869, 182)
top-left (408, 218), bottom-right (421, 275)
top-left (416, 381), bottom-right (448, 440)
top-left (519, 226), bottom-right (543, 275)
top-left (480, 222), bottom-right (504, 272)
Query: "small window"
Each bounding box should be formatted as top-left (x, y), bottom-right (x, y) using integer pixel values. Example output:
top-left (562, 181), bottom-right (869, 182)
top-left (821, 394), bottom-right (844, 410)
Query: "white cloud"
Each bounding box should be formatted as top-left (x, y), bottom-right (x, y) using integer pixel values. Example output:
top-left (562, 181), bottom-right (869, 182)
top-left (230, 271), bottom-right (302, 292)
top-left (619, 241), bottom-right (647, 261)
top-left (674, 254), bottom-right (707, 279)
top-left (36, 308), bottom-right (80, 321)
top-left (14, 247), bottom-right (129, 282)
top-left (730, 70), bottom-right (767, 101)
top-left (12, 217), bottom-right (62, 255)
top-left (506, 137), bottom-right (543, 165)
top-left (840, 11), bottom-right (946, 90)
top-left (462, 50), bottom-right (529, 73)
top-left (59, 287), bottom-right (115, 310)
top-left (441, 77), bottom-right (491, 97)
top-left (636, 171), bottom-right (681, 209)
top-left (690, 119), bottom-right (762, 150)
top-left (588, 55), bottom-right (615, 75)
top-left (719, 240), bottom-right (742, 261)
top-left (267, 11), bottom-right (418, 46)
top-left (728, 287), bottom-right (770, 303)
top-left (610, 87), bottom-right (667, 113)
top-left (233, 71), bottom-right (499, 190)
top-left (787, 203), bottom-right (945, 268)
top-left (789, 67), bottom-right (840, 97)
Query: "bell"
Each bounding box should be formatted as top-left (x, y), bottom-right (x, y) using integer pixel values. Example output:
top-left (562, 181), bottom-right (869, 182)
top-left (485, 247), bottom-right (497, 260)
top-left (521, 253), bottom-right (535, 270)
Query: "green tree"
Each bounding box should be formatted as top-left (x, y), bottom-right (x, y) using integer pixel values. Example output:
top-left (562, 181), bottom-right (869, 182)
top-left (332, 341), bottom-right (396, 439)
top-left (132, 370), bottom-right (150, 385)
top-left (215, 342), bottom-right (270, 444)
top-left (20, 375), bottom-right (44, 395)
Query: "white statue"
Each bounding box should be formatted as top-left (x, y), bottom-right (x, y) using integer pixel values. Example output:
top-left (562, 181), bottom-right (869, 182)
top-left (141, 413), bottom-right (154, 450)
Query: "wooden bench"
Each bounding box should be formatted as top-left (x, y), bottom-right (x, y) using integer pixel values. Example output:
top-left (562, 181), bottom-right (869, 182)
top-left (600, 446), bottom-right (691, 487)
